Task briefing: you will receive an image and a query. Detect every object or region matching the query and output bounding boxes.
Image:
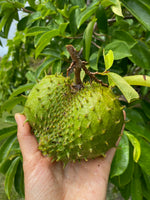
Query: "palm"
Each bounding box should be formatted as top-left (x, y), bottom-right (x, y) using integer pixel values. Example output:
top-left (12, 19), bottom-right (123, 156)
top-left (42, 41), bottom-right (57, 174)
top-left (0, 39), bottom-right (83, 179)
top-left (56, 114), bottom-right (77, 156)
top-left (15, 114), bottom-right (123, 200)
top-left (24, 152), bottom-right (113, 200)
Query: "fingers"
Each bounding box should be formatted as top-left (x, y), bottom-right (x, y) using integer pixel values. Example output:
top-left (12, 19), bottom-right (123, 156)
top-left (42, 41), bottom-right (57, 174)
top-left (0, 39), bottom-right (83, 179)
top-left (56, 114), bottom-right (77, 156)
top-left (15, 113), bottom-right (40, 162)
top-left (104, 110), bottom-right (126, 165)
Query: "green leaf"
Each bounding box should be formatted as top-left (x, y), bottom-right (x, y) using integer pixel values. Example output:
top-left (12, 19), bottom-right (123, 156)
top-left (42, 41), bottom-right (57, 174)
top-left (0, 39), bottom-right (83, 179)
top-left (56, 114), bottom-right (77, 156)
top-left (112, 30), bottom-right (136, 48)
top-left (59, 22), bottom-right (69, 35)
top-left (35, 57), bottom-right (57, 78)
top-left (105, 40), bottom-right (132, 60)
top-left (0, 159), bottom-right (12, 175)
top-left (69, 6), bottom-right (78, 35)
top-left (121, 0), bottom-right (150, 31)
top-left (119, 182), bottom-right (131, 200)
top-left (41, 48), bottom-right (61, 58)
top-left (125, 108), bottom-right (150, 143)
top-left (131, 165), bottom-right (143, 200)
top-left (117, 144), bottom-right (134, 186)
top-left (0, 135), bottom-right (17, 163)
top-left (126, 108), bottom-right (145, 125)
top-left (96, 47), bottom-right (103, 65)
top-left (35, 29), bottom-right (59, 58)
top-left (107, 72), bottom-right (139, 103)
top-left (103, 49), bottom-right (114, 71)
top-left (0, 39), bottom-right (2, 46)
top-left (77, 1), bottom-right (99, 28)
top-left (83, 18), bottom-right (96, 61)
top-left (101, 0), bottom-right (116, 7)
top-left (0, 2), bottom-right (14, 13)
top-left (125, 131), bottom-right (141, 163)
top-left (9, 83), bottom-right (35, 98)
top-left (51, 60), bottom-right (62, 74)
top-left (25, 71), bottom-right (37, 83)
top-left (70, 0), bottom-right (85, 7)
top-left (110, 134), bottom-right (129, 178)
top-left (5, 116), bottom-right (16, 124)
top-left (4, 15), bottom-right (13, 38)
top-left (124, 75), bottom-right (150, 87)
top-left (129, 41), bottom-right (150, 69)
top-left (35, 29), bottom-right (59, 47)
top-left (26, 26), bottom-right (50, 36)
top-left (5, 157), bottom-right (20, 199)
top-left (96, 5), bottom-right (108, 33)
top-left (111, 0), bottom-right (123, 17)
top-left (1, 96), bottom-right (26, 113)
top-left (27, 11), bottom-right (42, 25)
top-left (0, 126), bottom-right (17, 141)
top-left (28, 0), bottom-right (36, 8)
top-left (17, 16), bottom-right (29, 31)
top-left (55, 0), bottom-right (66, 9)
top-left (34, 33), bottom-right (44, 47)
top-left (138, 138), bottom-right (150, 176)
top-left (141, 100), bottom-right (150, 120)
top-left (57, 5), bottom-right (70, 18)
top-left (143, 171), bottom-right (150, 194)
top-left (0, 15), bottom-right (9, 32)
top-left (14, 160), bottom-right (24, 197)
top-left (89, 52), bottom-right (98, 71)
top-left (142, 176), bottom-right (150, 200)
top-left (13, 1), bottom-right (24, 9)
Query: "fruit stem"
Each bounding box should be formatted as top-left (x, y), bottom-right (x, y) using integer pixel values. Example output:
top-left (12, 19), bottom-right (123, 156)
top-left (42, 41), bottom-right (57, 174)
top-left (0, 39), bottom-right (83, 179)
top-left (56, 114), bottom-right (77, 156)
top-left (66, 45), bottom-right (83, 89)
top-left (66, 45), bottom-right (108, 88)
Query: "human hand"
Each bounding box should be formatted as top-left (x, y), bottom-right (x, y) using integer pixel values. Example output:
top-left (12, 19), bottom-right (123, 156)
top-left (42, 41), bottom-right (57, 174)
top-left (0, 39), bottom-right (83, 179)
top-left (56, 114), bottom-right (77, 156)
top-left (15, 112), bottom-right (125, 200)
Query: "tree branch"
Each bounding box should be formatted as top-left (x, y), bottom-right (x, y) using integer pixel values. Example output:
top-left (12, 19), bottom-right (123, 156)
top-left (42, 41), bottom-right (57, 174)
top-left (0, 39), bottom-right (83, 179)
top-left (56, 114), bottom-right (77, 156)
top-left (91, 41), bottom-right (101, 49)
top-left (21, 7), bottom-right (33, 13)
top-left (66, 45), bottom-right (108, 88)
top-left (108, 15), bottom-right (134, 23)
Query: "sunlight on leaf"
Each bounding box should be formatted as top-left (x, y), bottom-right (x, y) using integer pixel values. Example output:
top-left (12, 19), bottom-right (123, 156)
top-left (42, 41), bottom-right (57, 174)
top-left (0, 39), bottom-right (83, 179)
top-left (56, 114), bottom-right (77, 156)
top-left (111, 0), bottom-right (123, 17)
top-left (125, 131), bottom-right (141, 163)
top-left (107, 72), bottom-right (139, 103)
top-left (124, 75), bottom-right (150, 87)
top-left (76, 1), bottom-right (99, 28)
top-left (103, 49), bottom-right (114, 71)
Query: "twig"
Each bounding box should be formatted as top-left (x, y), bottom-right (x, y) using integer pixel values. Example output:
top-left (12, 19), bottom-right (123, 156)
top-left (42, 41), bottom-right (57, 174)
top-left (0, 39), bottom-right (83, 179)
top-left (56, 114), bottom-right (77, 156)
top-left (94, 32), bottom-right (107, 37)
top-left (87, 0), bottom-right (91, 6)
top-left (66, 45), bottom-right (108, 87)
top-left (91, 41), bottom-right (101, 49)
top-left (81, 65), bottom-right (108, 87)
top-left (78, 47), bottom-right (83, 56)
top-left (108, 15), bottom-right (134, 23)
top-left (65, 36), bottom-right (83, 39)
top-left (92, 35), bottom-right (104, 42)
top-left (21, 7), bottom-right (33, 13)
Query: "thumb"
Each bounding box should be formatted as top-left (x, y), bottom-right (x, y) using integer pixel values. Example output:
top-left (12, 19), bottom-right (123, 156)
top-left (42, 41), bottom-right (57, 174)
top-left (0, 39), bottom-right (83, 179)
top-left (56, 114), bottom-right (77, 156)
top-left (15, 113), bottom-right (40, 162)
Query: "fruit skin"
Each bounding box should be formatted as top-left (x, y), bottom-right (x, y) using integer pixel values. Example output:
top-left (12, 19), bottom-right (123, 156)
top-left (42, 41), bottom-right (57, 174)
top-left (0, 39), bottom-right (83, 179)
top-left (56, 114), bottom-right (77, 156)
top-left (24, 74), bottom-right (124, 164)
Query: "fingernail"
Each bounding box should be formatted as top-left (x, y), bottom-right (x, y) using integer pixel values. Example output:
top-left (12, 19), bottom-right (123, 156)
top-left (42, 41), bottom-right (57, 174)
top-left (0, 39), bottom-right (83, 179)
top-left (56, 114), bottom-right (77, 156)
top-left (15, 113), bottom-right (22, 124)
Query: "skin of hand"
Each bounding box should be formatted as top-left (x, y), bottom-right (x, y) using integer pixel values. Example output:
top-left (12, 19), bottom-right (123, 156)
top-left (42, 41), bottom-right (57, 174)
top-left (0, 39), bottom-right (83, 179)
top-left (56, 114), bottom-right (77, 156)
top-left (15, 112), bottom-right (125, 200)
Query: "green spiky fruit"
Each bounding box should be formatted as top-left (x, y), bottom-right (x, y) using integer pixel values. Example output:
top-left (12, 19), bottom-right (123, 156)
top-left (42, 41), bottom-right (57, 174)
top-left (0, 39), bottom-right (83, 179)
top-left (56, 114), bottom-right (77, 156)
top-left (24, 74), bottom-right (124, 164)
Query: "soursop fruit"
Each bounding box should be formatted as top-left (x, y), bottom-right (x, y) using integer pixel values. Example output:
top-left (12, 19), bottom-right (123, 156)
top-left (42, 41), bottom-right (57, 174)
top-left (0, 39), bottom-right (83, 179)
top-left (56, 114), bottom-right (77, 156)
top-left (24, 74), bottom-right (124, 164)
